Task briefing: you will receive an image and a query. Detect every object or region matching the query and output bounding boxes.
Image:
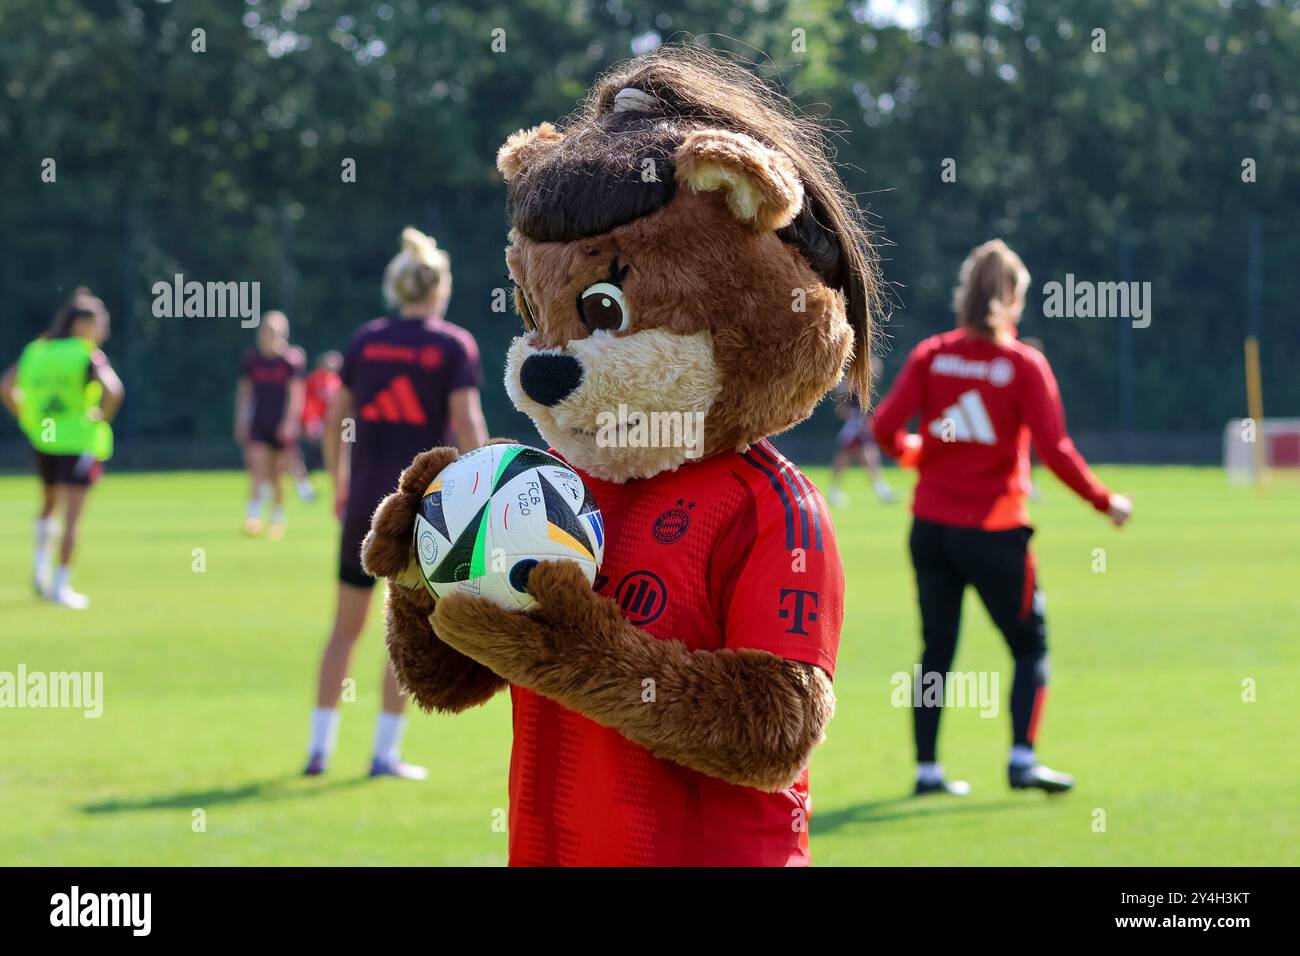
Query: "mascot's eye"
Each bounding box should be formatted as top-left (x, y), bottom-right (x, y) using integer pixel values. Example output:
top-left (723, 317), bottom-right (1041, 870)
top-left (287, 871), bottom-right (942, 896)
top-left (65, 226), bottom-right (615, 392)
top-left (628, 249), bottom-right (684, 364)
top-left (515, 287), bottom-right (537, 332)
top-left (578, 282), bottom-right (630, 333)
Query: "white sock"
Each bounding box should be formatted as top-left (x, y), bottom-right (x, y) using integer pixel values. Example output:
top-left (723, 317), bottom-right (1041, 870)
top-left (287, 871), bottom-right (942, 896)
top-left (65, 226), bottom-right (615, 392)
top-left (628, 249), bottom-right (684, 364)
top-left (35, 516), bottom-right (58, 546)
top-left (54, 565), bottom-right (71, 593)
top-left (309, 707), bottom-right (340, 758)
top-left (245, 499), bottom-right (261, 520)
top-left (916, 762), bottom-right (944, 784)
top-left (1010, 745), bottom-right (1036, 769)
top-left (270, 506), bottom-right (286, 526)
top-left (34, 517), bottom-right (57, 580)
top-left (373, 711), bottom-right (406, 764)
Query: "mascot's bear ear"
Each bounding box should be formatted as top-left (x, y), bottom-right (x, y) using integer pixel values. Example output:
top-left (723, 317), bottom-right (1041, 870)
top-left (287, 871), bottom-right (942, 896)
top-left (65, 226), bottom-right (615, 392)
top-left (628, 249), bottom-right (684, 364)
top-left (674, 129), bottom-right (804, 233)
top-left (497, 121), bottom-right (564, 181)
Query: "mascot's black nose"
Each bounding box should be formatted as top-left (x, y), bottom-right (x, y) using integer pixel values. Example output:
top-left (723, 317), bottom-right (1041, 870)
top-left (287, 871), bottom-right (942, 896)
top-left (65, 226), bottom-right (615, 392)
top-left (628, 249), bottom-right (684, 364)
top-left (520, 353), bottom-right (583, 407)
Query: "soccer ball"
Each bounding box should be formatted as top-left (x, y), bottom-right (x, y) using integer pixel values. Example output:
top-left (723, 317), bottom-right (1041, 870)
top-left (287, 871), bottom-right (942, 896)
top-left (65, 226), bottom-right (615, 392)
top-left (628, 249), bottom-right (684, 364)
top-left (412, 443), bottom-right (605, 610)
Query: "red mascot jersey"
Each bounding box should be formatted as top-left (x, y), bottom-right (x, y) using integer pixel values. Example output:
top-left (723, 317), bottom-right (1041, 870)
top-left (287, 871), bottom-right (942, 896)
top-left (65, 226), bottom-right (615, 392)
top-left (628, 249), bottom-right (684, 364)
top-left (507, 439), bottom-right (843, 867)
top-left (872, 328), bottom-right (1111, 529)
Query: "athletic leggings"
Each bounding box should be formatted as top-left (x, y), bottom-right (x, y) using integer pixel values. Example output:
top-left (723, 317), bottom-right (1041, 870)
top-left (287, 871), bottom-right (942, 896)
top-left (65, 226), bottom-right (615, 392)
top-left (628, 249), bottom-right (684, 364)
top-left (908, 518), bottom-right (1049, 764)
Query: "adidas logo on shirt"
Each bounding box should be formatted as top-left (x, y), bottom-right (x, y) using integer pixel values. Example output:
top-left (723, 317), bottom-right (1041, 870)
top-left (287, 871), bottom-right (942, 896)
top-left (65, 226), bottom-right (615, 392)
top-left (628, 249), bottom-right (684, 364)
top-left (928, 389), bottom-right (997, 445)
top-left (360, 374), bottom-right (428, 425)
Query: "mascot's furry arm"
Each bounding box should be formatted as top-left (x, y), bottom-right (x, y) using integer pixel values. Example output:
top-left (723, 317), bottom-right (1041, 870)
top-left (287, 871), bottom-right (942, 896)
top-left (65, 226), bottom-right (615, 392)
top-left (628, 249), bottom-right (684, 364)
top-left (434, 561), bottom-right (835, 794)
top-left (361, 447), bottom-right (508, 713)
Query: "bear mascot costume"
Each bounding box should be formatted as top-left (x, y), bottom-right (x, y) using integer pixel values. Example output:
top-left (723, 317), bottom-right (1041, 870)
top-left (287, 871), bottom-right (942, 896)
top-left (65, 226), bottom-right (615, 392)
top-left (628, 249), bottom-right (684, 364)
top-left (361, 47), bottom-right (880, 866)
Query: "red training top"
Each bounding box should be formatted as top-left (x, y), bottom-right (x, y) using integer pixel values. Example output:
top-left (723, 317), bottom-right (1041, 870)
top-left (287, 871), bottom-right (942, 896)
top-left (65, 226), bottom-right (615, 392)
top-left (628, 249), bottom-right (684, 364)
top-left (508, 439), bottom-right (843, 867)
top-left (301, 367), bottom-right (341, 432)
top-left (872, 327), bottom-right (1111, 529)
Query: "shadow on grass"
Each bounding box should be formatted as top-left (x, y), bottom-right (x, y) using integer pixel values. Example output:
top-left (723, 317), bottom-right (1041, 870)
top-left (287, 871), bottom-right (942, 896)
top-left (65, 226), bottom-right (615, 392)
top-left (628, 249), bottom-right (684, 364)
top-left (80, 773), bottom-right (375, 815)
top-left (812, 794), bottom-right (1025, 833)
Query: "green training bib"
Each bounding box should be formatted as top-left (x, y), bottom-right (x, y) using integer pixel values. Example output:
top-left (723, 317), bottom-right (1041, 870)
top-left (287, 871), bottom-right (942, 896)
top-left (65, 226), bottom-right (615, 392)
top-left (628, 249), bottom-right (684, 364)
top-left (16, 337), bottom-right (113, 459)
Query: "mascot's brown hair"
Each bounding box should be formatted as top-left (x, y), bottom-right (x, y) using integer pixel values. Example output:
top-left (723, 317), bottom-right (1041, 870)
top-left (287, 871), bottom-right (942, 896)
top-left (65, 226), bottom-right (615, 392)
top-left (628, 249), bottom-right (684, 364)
top-left (362, 46), bottom-right (880, 866)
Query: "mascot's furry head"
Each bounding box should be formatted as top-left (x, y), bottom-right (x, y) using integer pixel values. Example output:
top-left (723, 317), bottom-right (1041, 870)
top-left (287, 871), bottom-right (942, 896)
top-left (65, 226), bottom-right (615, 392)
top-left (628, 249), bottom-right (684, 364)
top-left (498, 47), bottom-right (881, 481)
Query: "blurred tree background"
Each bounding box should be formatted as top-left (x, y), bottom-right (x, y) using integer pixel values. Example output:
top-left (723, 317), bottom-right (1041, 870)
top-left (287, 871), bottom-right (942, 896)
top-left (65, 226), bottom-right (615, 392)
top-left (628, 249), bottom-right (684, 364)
top-left (1, 0), bottom-right (1296, 466)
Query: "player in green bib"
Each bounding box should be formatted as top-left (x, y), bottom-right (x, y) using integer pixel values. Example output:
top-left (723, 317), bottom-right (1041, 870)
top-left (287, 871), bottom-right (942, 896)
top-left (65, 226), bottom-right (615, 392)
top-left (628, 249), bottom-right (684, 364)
top-left (1, 288), bottom-right (124, 609)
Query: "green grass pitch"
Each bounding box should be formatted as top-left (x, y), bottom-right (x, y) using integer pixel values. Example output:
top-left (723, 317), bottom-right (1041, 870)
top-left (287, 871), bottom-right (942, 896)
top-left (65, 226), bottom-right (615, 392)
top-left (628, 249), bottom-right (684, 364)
top-left (1, 464), bottom-right (1296, 865)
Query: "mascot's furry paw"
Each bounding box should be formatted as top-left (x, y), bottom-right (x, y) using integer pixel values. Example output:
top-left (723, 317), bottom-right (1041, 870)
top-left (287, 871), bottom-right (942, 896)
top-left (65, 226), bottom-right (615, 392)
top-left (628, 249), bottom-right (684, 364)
top-left (383, 582), bottom-right (507, 713)
top-left (361, 446), bottom-right (460, 588)
top-left (431, 560), bottom-right (618, 684)
top-left (361, 442), bottom-right (515, 713)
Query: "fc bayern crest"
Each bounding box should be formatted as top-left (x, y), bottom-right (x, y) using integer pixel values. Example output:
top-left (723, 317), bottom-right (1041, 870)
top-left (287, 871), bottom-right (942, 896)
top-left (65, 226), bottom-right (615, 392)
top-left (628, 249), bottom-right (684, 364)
top-left (652, 498), bottom-right (695, 544)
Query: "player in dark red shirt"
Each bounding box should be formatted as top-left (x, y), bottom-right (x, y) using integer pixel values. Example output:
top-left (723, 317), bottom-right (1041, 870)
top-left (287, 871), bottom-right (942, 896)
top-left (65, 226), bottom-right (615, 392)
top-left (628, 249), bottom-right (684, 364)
top-left (504, 438), bottom-right (841, 866)
top-left (234, 311), bottom-right (305, 538)
top-left (872, 240), bottom-right (1132, 796)
top-left (305, 228), bottom-right (488, 779)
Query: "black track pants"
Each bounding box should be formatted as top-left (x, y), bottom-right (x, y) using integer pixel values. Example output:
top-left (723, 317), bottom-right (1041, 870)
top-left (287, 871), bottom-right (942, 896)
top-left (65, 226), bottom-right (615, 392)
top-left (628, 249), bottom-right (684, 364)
top-left (908, 518), bottom-right (1049, 763)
